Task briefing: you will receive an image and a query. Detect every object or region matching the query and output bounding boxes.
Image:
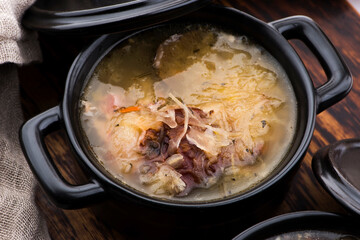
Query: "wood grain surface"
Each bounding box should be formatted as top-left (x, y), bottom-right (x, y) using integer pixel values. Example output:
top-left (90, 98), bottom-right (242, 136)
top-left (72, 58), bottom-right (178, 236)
top-left (18, 0), bottom-right (360, 239)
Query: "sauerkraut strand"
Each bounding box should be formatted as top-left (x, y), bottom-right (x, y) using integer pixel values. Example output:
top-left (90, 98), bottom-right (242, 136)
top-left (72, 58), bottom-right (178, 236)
top-left (168, 93), bottom-right (189, 148)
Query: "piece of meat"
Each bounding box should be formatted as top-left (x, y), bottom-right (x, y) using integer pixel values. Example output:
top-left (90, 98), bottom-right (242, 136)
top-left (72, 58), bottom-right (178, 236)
top-left (173, 108), bottom-right (208, 126)
top-left (176, 138), bottom-right (223, 196)
top-left (219, 138), bottom-right (264, 168)
top-left (138, 107), bottom-right (224, 196)
top-left (164, 107), bottom-right (208, 153)
top-left (139, 127), bottom-right (169, 162)
top-left (140, 165), bottom-right (186, 195)
top-left (137, 105), bottom-right (265, 197)
top-left (167, 124), bottom-right (185, 154)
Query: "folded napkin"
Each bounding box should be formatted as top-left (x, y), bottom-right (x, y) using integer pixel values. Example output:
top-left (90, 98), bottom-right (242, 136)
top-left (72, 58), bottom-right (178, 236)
top-left (0, 0), bottom-right (50, 239)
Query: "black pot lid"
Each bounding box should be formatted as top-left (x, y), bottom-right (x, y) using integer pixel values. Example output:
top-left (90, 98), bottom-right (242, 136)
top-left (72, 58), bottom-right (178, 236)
top-left (312, 139), bottom-right (360, 216)
top-left (22, 0), bottom-right (211, 35)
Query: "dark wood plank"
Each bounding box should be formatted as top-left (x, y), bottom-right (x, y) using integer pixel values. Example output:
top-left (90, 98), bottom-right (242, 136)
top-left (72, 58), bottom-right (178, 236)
top-left (18, 0), bottom-right (359, 239)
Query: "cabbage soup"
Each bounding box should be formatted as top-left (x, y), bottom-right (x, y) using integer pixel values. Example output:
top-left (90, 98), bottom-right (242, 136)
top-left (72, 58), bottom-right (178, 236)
top-left (80, 24), bottom-right (297, 202)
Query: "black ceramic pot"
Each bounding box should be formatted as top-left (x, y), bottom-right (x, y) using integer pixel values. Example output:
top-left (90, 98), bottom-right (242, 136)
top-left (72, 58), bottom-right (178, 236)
top-left (233, 211), bottom-right (360, 239)
top-left (20, 5), bottom-right (352, 214)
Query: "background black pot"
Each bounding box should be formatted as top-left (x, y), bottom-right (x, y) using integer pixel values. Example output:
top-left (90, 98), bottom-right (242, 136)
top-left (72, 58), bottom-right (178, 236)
top-left (233, 211), bottom-right (360, 239)
top-left (20, 5), bottom-right (351, 216)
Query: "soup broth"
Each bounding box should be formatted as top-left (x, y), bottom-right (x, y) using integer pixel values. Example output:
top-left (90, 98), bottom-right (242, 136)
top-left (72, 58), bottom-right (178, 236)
top-left (80, 24), bottom-right (297, 201)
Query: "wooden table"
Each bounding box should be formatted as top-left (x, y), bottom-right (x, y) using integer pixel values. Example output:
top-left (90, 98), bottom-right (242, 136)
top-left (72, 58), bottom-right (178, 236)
top-left (19, 0), bottom-right (359, 239)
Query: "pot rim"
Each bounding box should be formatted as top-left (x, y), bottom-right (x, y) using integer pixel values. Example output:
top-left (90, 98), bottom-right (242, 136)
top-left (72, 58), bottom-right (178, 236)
top-left (62, 5), bottom-right (317, 208)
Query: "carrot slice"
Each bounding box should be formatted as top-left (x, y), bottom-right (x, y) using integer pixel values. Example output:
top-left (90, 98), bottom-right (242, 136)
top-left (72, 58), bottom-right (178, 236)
top-left (119, 106), bottom-right (140, 113)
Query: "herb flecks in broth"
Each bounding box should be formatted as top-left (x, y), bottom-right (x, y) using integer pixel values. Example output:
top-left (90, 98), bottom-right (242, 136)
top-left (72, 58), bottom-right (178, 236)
top-left (80, 25), bottom-right (297, 201)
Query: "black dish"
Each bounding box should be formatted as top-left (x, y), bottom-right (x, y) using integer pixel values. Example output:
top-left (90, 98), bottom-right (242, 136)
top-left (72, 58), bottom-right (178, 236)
top-left (233, 211), bottom-right (360, 239)
top-left (20, 5), bottom-right (352, 213)
top-left (313, 139), bottom-right (360, 216)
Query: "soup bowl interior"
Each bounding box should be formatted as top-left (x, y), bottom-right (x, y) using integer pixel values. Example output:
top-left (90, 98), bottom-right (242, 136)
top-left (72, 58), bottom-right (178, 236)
top-left (62, 5), bottom-right (315, 208)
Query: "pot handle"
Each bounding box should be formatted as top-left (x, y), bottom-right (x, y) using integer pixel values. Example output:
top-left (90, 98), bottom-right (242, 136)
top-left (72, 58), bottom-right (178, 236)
top-left (270, 16), bottom-right (352, 113)
top-left (20, 106), bottom-right (105, 209)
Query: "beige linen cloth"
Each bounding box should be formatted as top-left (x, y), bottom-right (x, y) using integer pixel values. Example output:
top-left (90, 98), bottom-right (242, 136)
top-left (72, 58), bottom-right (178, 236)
top-left (0, 0), bottom-right (50, 239)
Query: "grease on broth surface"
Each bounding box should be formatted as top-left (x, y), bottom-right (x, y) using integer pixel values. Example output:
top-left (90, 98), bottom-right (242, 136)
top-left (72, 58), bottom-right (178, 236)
top-left (80, 24), bottom-right (297, 201)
